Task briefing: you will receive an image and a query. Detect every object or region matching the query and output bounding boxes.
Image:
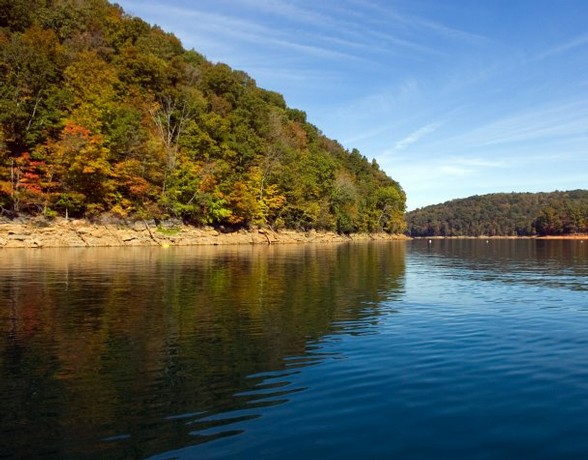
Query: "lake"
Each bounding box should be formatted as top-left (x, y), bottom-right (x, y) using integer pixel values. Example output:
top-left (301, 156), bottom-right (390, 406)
top-left (1, 239), bottom-right (587, 459)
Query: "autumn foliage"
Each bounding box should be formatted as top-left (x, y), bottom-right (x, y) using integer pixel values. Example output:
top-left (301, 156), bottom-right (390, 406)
top-left (0, 0), bottom-right (406, 233)
top-left (407, 191), bottom-right (588, 237)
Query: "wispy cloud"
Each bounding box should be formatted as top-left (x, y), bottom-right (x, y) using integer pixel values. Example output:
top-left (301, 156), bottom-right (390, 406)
top-left (393, 121), bottom-right (444, 151)
top-left (439, 157), bottom-right (506, 177)
top-left (243, 0), bottom-right (450, 58)
top-left (232, 0), bottom-right (340, 27)
top-left (386, 154), bottom-right (511, 209)
top-left (122, 2), bottom-right (364, 63)
top-left (435, 98), bottom-right (588, 150)
top-left (439, 165), bottom-right (473, 176)
top-left (454, 158), bottom-right (506, 168)
top-left (531, 32), bottom-right (588, 62)
top-left (413, 156), bottom-right (502, 177)
top-left (409, 16), bottom-right (489, 45)
top-left (220, 0), bottom-right (485, 61)
top-left (345, 0), bottom-right (489, 45)
top-left (321, 78), bottom-right (423, 145)
top-left (365, 28), bottom-right (445, 57)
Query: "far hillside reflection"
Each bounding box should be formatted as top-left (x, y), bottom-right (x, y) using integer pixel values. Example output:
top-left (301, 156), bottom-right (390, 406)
top-left (410, 239), bottom-right (588, 292)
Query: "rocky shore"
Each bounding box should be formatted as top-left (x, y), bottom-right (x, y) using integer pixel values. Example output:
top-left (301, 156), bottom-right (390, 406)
top-left (0, 217), bottom-right (407, 248)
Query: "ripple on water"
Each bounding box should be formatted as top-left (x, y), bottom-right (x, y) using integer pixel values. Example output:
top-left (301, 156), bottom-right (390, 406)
top-left (3, 242), bottom-right (588, 459)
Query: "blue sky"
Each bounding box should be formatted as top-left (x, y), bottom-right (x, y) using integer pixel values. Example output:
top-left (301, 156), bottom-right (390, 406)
top-left (115, 0), bottom-right (588, 210)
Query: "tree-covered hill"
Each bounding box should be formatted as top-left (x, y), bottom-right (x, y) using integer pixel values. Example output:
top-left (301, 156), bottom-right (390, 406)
top-left (406, 190), bottom-right (588, 237)
top-left (0, 0), bottom-right (406, 233)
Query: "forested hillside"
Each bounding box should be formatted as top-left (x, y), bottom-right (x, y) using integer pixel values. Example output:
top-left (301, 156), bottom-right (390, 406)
top-left (0, 0), bottom-right (406, 233)
top-left (406, 190), bottom-right (588, 237)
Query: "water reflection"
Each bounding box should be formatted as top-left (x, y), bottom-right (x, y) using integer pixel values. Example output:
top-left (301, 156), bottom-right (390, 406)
top-left (0, 242), bottom-right (406, 458)
top-left (409, 239), bottom-right (588, 292)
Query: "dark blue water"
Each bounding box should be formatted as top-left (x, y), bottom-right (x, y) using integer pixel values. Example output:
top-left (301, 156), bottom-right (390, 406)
top-left (1, 240), bottom-right (587, 459)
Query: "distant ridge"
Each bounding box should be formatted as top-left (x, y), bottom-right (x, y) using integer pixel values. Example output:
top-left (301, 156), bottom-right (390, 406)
top-left (406, 190), bottom-right (588, 237)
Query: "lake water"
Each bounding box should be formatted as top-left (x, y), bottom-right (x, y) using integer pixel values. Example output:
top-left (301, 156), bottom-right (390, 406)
top-left (1, 240), bottom-right (587, 459)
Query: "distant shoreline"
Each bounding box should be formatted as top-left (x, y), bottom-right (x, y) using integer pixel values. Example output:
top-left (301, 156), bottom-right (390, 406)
top-left (0, 217), bottom-right (408, 249)
top-left (413, 235), bottom-right (587, 240)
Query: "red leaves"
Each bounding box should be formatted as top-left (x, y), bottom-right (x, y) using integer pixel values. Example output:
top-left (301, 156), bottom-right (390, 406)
top-left (15, 152), bottom-right (46, 194)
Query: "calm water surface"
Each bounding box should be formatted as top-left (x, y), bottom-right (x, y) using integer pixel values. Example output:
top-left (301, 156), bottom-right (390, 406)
top-left (1, 240), bottom-right (587, 459)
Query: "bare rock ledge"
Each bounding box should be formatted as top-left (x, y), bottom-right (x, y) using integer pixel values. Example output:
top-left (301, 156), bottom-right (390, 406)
top-left (0, 217), bottom-right (407, 249)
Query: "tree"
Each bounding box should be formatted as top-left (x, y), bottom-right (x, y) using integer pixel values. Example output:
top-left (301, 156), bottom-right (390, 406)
top-left (42, 121), bottom-right (112, 217)
top-left (375, 186), bottom-right (407, 234)
top-left (331, 172), bottom-right (359, 234)
top-left (0, 26), bottom-right (66, 154)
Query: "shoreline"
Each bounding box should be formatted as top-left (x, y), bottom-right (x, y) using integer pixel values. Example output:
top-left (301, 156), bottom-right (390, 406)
top-left (413, 235), bottom-right (587, 240)
top-left (1, 218), bottom-right (585, 249)
top-left (0, 217), bottom-right (408, 249)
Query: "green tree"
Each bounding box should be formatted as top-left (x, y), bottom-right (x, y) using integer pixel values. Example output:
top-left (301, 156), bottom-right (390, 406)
top-left (0, 26), bottom-right (66, 154)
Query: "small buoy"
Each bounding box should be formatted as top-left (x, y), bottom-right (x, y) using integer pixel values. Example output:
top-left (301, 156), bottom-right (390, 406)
top-left (428, 239), bottom-right (432, 244)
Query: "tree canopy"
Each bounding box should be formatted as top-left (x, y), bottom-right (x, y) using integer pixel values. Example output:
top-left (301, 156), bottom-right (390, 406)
top-left (0, 0), bottom-right (406, 233)
top-left (406, 190), bottom-right (588, 237)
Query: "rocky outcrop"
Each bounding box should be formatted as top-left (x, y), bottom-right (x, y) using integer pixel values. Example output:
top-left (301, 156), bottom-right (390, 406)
top-left (0, 217), bottom-right (407, 248)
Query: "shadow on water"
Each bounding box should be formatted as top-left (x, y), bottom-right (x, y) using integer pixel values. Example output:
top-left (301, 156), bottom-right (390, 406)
top-left (0, 242), bottom-right (405, 458)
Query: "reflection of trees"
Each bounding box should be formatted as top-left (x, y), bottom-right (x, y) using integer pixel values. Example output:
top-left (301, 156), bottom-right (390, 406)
top-left (410, 239), bottom-right (588, 291)
top-left (0, 243), bottom-right (405, 458)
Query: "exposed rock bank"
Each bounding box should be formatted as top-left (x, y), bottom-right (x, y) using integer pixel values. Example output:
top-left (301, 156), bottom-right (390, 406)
top-left (0, 217), bottom-right (407, 248)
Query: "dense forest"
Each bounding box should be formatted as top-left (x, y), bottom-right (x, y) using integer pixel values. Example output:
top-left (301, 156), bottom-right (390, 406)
top-left (406, 190), bottom-right (588, 237)
top-left (0, 0), bottom-right (406, 233)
